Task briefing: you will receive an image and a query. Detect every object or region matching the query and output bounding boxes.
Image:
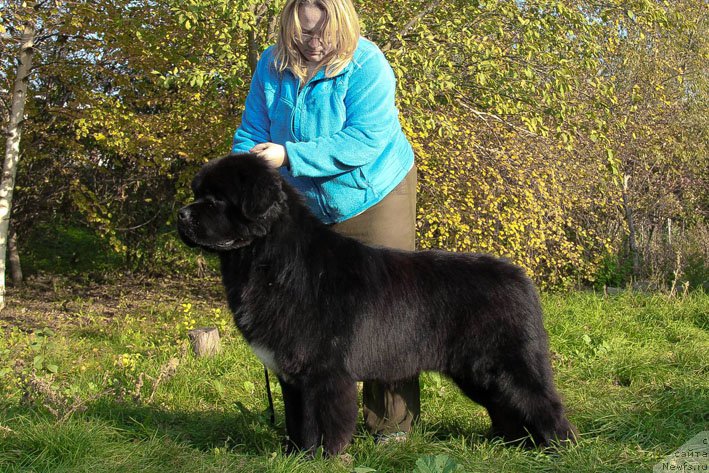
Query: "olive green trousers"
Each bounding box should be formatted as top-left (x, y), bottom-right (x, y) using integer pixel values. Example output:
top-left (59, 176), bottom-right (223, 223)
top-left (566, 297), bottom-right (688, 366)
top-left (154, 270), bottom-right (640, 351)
top-left (331, 167), bottom-right (420, 435)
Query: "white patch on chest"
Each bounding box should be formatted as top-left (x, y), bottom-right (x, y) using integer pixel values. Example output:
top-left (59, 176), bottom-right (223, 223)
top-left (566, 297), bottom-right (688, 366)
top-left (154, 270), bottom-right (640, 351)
top-left (250, 343), bottom-right (280, 374)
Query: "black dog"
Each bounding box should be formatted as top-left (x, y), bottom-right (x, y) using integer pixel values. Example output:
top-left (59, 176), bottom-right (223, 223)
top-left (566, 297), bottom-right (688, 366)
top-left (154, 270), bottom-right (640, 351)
top-left (177, 154), bottom-right (577, 455)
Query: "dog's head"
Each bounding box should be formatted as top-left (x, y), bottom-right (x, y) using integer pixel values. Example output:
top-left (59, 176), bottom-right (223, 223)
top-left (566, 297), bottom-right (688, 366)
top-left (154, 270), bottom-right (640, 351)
top-left (177, 154), bottom-right (287, 251)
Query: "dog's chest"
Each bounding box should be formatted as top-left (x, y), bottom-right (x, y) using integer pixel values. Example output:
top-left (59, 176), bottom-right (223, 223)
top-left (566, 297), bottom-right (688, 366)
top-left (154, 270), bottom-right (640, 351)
top-left (249, 343), bottom-right (280, 374)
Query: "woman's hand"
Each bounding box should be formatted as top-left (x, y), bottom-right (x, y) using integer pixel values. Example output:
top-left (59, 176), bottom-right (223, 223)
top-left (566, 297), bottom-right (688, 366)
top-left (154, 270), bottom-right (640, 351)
top-left (250, 143), bottom-right (289, 168)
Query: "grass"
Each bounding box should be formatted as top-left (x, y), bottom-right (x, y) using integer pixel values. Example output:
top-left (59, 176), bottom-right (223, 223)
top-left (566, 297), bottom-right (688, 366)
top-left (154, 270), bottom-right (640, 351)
top-left (0, 275), bottom-right (707, 473)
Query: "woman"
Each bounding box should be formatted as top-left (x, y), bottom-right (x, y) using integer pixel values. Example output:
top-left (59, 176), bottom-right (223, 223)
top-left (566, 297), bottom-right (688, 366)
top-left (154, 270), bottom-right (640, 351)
top-left (231, 0), bottom-right (419, 442)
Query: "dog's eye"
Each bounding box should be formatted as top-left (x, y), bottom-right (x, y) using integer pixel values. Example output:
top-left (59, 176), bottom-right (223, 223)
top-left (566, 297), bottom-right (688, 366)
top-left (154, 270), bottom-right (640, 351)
top-left (203, 196), bottom-right (230, 209)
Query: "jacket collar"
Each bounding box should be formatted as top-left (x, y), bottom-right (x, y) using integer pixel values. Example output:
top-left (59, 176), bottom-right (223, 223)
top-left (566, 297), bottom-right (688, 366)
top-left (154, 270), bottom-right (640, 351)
top-left (304, 60), bottom-right (350, 85)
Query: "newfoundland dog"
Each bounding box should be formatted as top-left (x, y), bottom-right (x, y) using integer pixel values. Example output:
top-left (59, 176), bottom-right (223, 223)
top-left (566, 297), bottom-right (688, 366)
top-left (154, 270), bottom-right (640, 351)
top-left (177, 154), bottom-right (577, 455)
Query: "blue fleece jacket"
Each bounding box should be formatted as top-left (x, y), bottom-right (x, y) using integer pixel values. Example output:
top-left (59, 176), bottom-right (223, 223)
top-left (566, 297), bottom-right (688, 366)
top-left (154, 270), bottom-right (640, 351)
top-left (232, 37), bottom-right (414, 224)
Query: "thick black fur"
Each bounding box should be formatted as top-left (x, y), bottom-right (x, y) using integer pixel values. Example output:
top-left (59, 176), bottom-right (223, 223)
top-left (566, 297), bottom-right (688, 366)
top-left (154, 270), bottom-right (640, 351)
top-left (177, 154), bottom-right (577, 455)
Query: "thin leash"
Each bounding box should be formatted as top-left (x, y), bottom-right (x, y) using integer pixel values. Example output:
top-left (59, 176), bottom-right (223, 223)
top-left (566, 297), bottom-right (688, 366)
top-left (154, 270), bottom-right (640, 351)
top-left (264, 365), bottom-right (276, 425)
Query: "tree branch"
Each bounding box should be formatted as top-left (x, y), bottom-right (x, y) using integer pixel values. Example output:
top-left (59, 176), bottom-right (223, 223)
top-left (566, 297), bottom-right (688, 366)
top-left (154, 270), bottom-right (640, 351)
top-left (381, 0), bottom-right (442, 51)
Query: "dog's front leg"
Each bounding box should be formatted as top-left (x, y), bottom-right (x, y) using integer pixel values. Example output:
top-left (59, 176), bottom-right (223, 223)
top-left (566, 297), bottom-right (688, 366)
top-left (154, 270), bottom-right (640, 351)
top-left (280, 377), bottom-right (320, 454)
top-left (311, 376), bottom-right (358, 456)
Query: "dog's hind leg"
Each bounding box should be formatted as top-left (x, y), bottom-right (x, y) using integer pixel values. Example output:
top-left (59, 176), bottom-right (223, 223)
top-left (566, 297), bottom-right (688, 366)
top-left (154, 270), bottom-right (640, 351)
top-left (494, 348), bottom-right (578, 446)
top-left (451, 364), bottom-right (576, 447)
top-left (487, 383), bottom-right (577, 447)
top-left (449, 376), bottom-right (521, 439)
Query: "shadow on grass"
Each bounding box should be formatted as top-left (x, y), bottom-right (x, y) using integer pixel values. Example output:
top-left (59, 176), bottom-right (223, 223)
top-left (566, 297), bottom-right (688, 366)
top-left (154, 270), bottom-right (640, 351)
top-left (2, 396), bottom-right (495, 455)
top-left (3, 378), bottom-right (704, 460)
top-left (86, 401), bottom-right (497, 452)
top-left (424, 418), bottom-right (490, 444)
top-left (79, 398), bottom-right (284, 453)
top-left (0, 401), bottom-right (281, 471)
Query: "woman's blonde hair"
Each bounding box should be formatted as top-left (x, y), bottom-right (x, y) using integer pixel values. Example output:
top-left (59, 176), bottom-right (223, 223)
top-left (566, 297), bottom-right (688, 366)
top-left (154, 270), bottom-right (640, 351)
top-left (274, 0), bottom-right (360, 83)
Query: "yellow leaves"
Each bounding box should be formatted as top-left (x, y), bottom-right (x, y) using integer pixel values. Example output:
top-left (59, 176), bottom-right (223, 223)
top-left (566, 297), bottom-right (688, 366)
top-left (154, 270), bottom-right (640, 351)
top-left (414, 123), bottom-right (616, 289)
top-left (74, 119), bottom-right (90, 140)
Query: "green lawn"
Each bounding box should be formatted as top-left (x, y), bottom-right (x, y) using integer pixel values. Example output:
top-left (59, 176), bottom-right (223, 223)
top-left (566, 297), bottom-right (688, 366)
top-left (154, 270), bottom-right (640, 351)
top-left (0, 276), bottom-right (707, 472)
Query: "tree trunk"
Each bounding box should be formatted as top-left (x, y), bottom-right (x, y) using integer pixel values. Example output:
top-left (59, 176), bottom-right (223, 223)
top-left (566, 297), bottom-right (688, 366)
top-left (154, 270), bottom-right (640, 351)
top-left (622, 175), bottom-right (641, 279)
top-left (0, 12), bottom-right (36, 310)
top-left (247, 28), bottom-right (259, 76)
top-left (8, 226), bottom-right (23, 286)
top-left (188, 327), bottom-right (221, 357)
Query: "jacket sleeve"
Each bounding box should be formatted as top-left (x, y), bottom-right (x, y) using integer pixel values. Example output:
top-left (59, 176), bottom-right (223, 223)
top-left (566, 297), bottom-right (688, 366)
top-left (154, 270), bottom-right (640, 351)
top-left (231, 53), bottom-right (272, 154)
top-left (285, 48), bottom-right (400, 178)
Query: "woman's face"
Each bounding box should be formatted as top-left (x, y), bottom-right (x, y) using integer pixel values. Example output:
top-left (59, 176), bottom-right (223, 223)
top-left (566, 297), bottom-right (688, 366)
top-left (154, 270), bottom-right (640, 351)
top-left (295, 3), bottom-right (332, 65)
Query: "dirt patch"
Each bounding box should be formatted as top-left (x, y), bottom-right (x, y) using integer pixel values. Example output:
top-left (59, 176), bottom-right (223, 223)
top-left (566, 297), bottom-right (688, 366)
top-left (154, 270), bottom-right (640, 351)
top-left (1, 273), bottom-right (226, 332)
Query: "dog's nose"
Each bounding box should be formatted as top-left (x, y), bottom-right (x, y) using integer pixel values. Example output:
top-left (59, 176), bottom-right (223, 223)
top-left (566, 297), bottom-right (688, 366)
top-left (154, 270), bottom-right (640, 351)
top-left (177, 207), bottom-right (190, 222)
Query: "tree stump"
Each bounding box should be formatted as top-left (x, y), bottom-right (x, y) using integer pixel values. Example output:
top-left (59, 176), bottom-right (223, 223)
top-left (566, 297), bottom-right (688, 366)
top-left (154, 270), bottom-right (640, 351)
top-left (188, 327), bottom-right (221, 357)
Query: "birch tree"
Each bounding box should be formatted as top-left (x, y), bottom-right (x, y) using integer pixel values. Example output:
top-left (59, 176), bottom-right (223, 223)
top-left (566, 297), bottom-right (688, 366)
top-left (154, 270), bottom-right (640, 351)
top-left (1, 3), bottom-right (36, 309)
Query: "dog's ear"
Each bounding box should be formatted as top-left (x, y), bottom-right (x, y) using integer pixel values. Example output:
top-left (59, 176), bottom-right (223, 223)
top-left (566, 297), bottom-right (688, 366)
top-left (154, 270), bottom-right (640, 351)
top-left (241, 169), bottom-right (286, 222)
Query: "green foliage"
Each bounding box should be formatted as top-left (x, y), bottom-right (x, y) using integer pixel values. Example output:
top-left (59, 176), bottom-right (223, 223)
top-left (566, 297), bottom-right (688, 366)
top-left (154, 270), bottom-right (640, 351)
top-left (412, 454), bottom-right (465, 473)
top-left (20, 221), bottom-right (123, 275)
top-left (364, 1), bottom-right (607, 286)
top-left (1, 0), bottom-right (705, 286)
top-left (18, 220), bottom-right (214, 278)
top-left (593, 252), bottom-right (635, 289)
top-left (359, 0), bottom-right (705, 288)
